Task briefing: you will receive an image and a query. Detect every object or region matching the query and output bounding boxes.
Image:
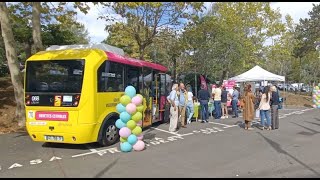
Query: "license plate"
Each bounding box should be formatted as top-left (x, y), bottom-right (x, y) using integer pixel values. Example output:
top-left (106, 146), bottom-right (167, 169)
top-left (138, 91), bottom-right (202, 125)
top-left (44, 135), bottom-right (64, 142)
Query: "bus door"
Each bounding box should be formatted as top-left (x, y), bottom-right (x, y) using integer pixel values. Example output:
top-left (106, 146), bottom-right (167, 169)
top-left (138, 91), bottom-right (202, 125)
top-left (152, 72), bottom-right (160, 123)
top-left (157, 73), bottom-right (168, 122)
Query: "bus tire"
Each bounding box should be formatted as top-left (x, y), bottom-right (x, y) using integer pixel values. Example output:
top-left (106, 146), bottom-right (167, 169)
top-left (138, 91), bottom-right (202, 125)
top-left (98, 117), bottom-right (119, 147)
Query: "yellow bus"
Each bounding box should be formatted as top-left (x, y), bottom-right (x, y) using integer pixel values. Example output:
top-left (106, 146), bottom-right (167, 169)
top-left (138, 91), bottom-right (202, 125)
top-left (25, 44), bottom-right (170, 146)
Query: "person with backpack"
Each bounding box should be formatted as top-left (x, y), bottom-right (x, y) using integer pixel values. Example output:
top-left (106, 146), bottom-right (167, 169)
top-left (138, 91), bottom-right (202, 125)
top-left (258, 86), bottom-right (272, 130)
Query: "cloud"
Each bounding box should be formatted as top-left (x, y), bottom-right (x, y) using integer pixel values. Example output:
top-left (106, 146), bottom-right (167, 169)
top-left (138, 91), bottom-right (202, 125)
top-left (79, 2), bottom-right (319, 44)
top-left (74, 3), bottom-right (125, 44)
top-left (271, 2), bottom-right (319, 23)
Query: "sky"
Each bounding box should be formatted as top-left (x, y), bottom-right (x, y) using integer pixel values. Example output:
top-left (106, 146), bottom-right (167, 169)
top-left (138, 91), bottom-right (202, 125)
top-left (75, 2), bottom-right (320, 44)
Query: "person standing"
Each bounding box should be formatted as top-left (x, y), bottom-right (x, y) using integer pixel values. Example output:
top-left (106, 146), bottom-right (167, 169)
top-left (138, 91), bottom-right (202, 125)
top-left (186, 85), bottom-right (194, 124)
top-left (178, 83), bottom-right (188, 128)
top-left (231, 86), bottom-right (240, 118)
top-left (198, 84), bottom-right (210, 123)
top-left (242, 84), bottom-right (255, 130)
top-left (259, 86), bottom-right (272, 130)
top-left (270, 85), bottom-right (279, 130)
top-left (213, 84), bottom-right (222, 119)
top-left (221, 86), bottom-right (229, 119)
top-left (168, 84), bottom-right (179, 132)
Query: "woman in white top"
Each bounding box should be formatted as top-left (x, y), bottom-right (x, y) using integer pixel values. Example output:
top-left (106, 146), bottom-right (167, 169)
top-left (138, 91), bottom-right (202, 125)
top-left (258, 86), bottom-right (272, 130)
top-left (168, 84), bottom-right (179, 132)
top-left (186, 85), bottom-right (194, 124)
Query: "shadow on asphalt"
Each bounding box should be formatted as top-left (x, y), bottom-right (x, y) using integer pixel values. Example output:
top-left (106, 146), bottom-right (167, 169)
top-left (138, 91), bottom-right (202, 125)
top-left (93, 157), bottom-right (119, 178)
top-left (257, 132), bottom-right (320, 177)
top-left (14, 132), bottom-right (29, 138)
top-left (41, 121), bottom-right (164, 150)
top-left (42, 142), bottom-right (92, 150)
top-left (290, 122), bottom-right (319, 136)
top-left (314, 118), bottom-right (320, 122)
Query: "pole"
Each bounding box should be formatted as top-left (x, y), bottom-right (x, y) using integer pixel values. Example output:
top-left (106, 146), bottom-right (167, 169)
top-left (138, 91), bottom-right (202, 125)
top-left (195, 68), bottom-right (198, 97)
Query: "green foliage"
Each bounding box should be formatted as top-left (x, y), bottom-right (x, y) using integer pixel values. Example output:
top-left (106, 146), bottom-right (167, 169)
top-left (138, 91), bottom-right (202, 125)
top-left (101, 2), bottom-right (204, 59)
top-left (42, 23), bottom-right (90, 47)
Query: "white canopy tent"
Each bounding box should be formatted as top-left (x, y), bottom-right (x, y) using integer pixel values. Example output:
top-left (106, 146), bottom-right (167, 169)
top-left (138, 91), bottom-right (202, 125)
top-left (229, 65), bottom-right (287, 107)
top-left (228, 65), bottom-right (285, 82)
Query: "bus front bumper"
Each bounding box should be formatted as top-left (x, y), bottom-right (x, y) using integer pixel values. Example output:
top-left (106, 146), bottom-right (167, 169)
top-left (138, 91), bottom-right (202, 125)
top-left (27, 124), bottom-right (99, 144)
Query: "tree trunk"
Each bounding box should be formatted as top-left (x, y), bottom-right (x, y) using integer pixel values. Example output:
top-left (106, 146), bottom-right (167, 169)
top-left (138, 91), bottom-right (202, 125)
top-left (32, 2), bottom-right (43, 52)
top-left (139, 45), bottom-right (145, 60)
top-left (24, 41), bottom-right (32, 59)
top-left (173, 55), bottom-right (177, 83)
top-left (0, 2), bottom-right (26, 127)
top-left (219, 69), bottom-right (228, 86)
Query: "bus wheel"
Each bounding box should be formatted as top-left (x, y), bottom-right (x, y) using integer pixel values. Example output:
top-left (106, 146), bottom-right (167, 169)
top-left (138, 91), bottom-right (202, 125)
top-left (99, 119), bottom-right (119, 146)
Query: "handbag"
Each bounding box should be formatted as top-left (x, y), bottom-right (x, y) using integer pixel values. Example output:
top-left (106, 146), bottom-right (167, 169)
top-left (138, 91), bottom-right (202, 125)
top-left (255, 109), bottom-right (260, 118)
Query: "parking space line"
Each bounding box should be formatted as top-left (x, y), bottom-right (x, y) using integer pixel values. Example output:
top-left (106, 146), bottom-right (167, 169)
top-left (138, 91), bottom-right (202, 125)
top-left (208, 122), bottom-right (238, 128)
top-left (150, 127), bottom-right (182, 136)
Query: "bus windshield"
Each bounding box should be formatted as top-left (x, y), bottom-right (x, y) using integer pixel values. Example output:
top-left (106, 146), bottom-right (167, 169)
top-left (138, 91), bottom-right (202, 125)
top-left (26, 60), bottom-right (85, 93)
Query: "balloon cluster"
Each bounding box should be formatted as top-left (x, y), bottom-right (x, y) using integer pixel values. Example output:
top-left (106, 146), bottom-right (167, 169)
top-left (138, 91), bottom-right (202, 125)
top-left (116, 86), bottom-right (145, 152)
top-left (312, 83), bottom-right (320, 109)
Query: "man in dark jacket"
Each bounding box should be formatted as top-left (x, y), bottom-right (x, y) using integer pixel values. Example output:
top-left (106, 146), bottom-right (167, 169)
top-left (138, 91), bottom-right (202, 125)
top-left (198, 85), bottom-right (210, 123)
top-left (270, 85), bottom-right (279, 129)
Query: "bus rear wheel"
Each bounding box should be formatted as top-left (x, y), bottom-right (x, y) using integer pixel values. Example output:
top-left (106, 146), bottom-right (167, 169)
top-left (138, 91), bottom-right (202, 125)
top-left (99, 119), bottom-right (119, 147)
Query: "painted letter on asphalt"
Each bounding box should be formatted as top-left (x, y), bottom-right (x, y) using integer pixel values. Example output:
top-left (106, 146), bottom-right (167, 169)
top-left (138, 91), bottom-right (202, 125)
top-left (30, 159), bottom-right (43, 165)
top-left (8, 163), bottom-right (23, 169)
top-left (49, 156), bottom-right (62, 161)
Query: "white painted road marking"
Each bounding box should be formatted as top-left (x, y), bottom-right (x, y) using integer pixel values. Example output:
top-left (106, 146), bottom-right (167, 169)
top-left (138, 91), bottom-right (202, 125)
top-left (150, 127), bottom-right (182, 136)
top-left (72, 147), bottom-right (120, 158)
top-left (208, 122), bottom-right (238, 128)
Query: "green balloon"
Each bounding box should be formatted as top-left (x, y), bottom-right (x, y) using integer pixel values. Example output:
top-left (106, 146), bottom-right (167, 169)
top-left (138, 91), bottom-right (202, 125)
top-left (132, 112), bottom-right (143, 122)
top-left (316, 86), bottom-right (319, 90)
top-left (132, 126), bottom-right (142, 136)
top-left (120, 137), bottom-right (127, 142)
top-left (137, 94), bottom-right (144, 100)
top-left (120, 95), bottom-right (131, 106)
top-left (127, 120), bottom-right (137, 130)
top-left (136, 105), bottom-right (144, 112)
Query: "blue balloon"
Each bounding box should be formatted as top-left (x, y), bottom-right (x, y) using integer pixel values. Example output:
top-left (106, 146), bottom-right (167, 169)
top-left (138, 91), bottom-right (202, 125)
top-left (127, 134), bottom-right (138, 145)
top-left (125, 86), bottom-right (137, 98)
top-left (120, 142), bottom-right (132, 152)
top-left (116, 103), bottom-right (126, 113)
top-left (115, 119), bottom-right (126, 129)
top-left (120, 112), bottom-right (131, 123)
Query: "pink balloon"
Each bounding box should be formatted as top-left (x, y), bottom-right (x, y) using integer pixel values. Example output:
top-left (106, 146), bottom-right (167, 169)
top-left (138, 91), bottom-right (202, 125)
top-left (133, 140), bottom-right (145, 151)
top-left (313, 104), bottom-right (317, 108)
top-left (119, 127), bottom-right (131, 138)
top-left (132, 96), bottom-right (143, 106)
top-left (126, 103), bottom-right (137, 114)
top-left (137, 134), bottom-right (144, 140)
top-left (318, 100), bottom-right (320, 103)
top-left (136, 120), bottom-right (142, 126)
top-left (314, 95), bottom-right (317, 98)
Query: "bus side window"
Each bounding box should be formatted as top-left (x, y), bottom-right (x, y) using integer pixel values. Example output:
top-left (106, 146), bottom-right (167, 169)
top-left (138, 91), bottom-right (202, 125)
top-left (126, 66), bottom-right (140, 93)
top-left (97, 61), bottom-right (124, 92)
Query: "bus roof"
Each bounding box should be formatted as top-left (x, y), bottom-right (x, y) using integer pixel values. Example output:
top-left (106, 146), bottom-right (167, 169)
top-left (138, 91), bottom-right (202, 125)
top-left (106, 51), bottom-right (167, 72)
top-left (28, 48), bottom-right (167, 72)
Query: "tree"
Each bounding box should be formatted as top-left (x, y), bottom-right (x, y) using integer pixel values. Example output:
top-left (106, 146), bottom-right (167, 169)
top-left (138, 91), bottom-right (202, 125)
top-left (101, 2), bottom-right (204, 60)
top-left (42, 23), bottom-right (90, 46)
top-left (293, 3), bottom-right (320, 84)
top-left (0, 2), bottom-right (26, 126)
top-left (265, 15), bottom-right (297, 81)
top-left (181, 2), bottom-right (285, 84)
top-left (32, 2), bottom-right (43, 52)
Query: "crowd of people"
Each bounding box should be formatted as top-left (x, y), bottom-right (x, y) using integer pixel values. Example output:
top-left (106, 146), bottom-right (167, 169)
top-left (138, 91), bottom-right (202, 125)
top-left (167, 82), bottom-right (281, 132)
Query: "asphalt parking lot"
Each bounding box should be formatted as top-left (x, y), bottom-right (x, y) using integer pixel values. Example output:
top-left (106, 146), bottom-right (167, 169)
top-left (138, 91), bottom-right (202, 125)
top-left (0, 107), bottom-right (319, 178)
